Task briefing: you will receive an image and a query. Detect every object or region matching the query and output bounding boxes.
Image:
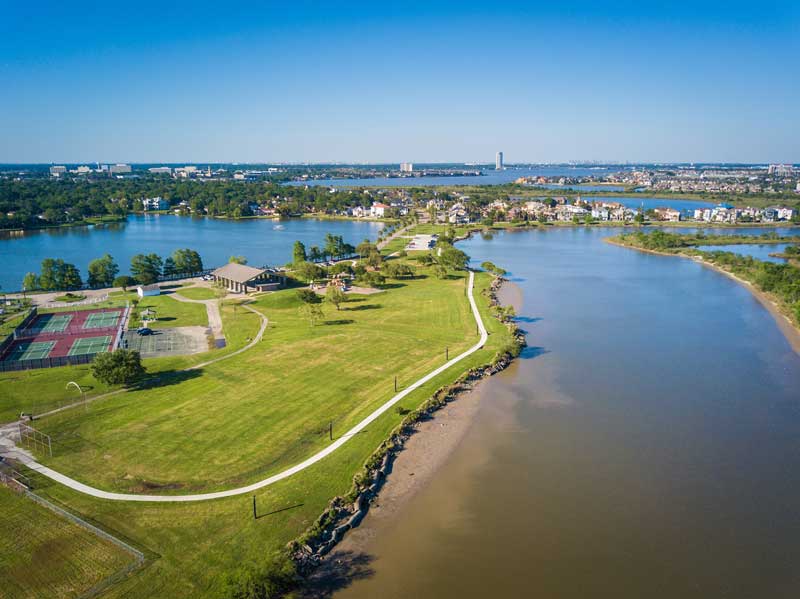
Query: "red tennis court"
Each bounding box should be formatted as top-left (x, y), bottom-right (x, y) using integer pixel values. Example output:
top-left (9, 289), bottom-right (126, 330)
top-left (0, 307), bottom-right (127, 364)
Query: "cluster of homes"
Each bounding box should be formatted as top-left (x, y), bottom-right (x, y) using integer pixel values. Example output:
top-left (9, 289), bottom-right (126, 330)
top-left (427, 195), bottom-right (797, 225)
top-left (692, 204), bottom-right (795, 224)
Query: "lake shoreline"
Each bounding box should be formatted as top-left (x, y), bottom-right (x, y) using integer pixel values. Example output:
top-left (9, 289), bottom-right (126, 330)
top-left (296, 278), bottom-right (525, 595)
top-left (605, 237), bottom-right (800, 355)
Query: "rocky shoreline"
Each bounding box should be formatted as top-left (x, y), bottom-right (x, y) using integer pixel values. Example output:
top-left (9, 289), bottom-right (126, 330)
top-left (289, 274), bottom-right (526, 575)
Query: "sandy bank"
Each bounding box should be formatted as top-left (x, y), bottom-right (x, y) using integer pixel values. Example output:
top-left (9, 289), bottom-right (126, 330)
top-left (302, 279), bottom-right (524, 594)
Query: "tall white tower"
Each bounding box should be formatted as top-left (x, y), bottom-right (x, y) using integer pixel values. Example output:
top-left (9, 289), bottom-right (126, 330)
top-left (495, 151), bottom-right (504, 170)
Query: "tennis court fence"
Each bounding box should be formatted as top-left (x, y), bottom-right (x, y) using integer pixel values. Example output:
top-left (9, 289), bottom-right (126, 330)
top-left (0, 351), bottom-right (98, 372)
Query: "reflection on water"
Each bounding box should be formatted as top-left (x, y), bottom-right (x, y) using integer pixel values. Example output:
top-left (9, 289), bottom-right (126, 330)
top-left (333, 227), bottom-right (800, 599)
top-left (0, 215), bottom-right (383, 291)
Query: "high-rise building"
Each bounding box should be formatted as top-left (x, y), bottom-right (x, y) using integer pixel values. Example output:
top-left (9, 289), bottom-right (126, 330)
top-left (400, 162), bottom-right (413, 173)
top-left (495, 151), bottom-right (504, 170)
top-left (768, 164), bottom-right (794, 176)
top-left (109, 163), bottom-right (132, 174)
top-left (49, 165), bottom-right (66, 176)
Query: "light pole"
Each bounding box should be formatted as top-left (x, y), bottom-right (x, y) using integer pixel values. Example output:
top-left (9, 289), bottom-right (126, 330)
top-left (66, 381), bottom-right (86, 411)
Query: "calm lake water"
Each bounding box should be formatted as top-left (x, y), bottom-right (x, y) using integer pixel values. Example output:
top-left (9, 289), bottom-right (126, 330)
top-left (334, 227), bottom-right (800, 599)
top-left (0, 215), bottom-right (384, 291)
top-left (699, 243), bottom-right (796, 263)
top-left (285, 166), bottom-right (619, 188)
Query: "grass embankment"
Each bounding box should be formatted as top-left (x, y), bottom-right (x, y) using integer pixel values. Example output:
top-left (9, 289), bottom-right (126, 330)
top-left (608, 230), bottom-right (800, 330)
top-left (0, 300), bottom-right (260, 423)
top-left (0, 486), bottom-right (133, 599)
top-left (174, 286), bottom-right (218, 301)
top-left (19, 262), bottom-right (511, 597)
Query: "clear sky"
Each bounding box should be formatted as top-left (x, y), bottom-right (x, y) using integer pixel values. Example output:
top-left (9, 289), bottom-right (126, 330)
top-left (1, 1), bottom-right (798, 164)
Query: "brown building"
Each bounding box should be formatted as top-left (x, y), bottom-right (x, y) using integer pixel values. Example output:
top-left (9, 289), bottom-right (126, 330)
top-left (211, 263), bottom-right (286, 293)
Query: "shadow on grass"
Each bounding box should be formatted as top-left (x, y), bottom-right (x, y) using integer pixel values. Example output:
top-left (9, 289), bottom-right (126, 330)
top-left (378, 282), bottom-right (406, 290)
top-left (299, 550), bottom-right (375, 598)
top-left (346, 304), bottom-right (381, 312)
top-left (133, 368), bottom-right (204, 391)
top-left (324, 319), bottom-right (355, 326)
top-left (255, 503), bottom-right (304, 520)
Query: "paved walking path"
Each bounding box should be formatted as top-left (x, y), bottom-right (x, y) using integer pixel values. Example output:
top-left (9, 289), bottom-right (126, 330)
top-left (171, 291), bottom-right (225, 343)
top-left (5, 272), bottom-right (487, 503)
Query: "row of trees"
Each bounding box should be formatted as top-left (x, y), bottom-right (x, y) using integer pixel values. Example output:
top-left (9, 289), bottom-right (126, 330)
top-left (20, 248), bottom-right (203, 291)
top-left (292, 234), bottom-right (357, 265)
top-left (0, 176), bottom-right (406, 230)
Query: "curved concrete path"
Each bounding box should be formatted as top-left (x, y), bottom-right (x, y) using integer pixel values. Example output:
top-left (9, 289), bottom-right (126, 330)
top-left (15, 272), bottom-right (488, 503)
top-left (171, 290), bottom-right (225, 343)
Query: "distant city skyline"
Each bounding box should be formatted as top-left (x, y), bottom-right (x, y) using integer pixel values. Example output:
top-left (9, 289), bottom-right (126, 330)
top-left (1, 1), bottom-right (798, 164)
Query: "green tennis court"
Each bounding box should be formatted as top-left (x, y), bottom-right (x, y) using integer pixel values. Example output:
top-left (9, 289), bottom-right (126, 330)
top-left (36, 314), bottom-right (73, 333)
top-left (6, 341), bottom-right (56, 361)
top-left (83, 311), bottom-right (120, 329)
top-left (68, 336), bottom-right (111, 356)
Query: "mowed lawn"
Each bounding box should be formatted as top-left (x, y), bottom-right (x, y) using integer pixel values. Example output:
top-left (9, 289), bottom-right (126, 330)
top-left (36, 268), bottom-right (479, 493)
top-left (131, 293), bottom-right (208, 329)
top-left (0, 487), bottom-right (132, 599)
top-left (173, 286), bottom-right (217, 301)
top-left (23, 270), bottom-right (512, 598)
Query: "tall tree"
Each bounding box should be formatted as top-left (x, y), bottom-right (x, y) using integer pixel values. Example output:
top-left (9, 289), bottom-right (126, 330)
top-left (229, 255), bottom-right (248, 265)
top-left (22, 272), bottom-right (39, 292)
top-left (293, 240), bottom-right (307, 264)
top-left (87, 254), bottom-right (119, 288)
top-left (130, 253), bottom-right (163, 285)
top-left (172, 248), bottom-right (203, 274)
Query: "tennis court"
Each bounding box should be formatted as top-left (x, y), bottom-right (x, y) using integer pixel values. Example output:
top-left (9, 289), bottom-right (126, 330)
top-left (68, 336), bottom-right (112, 356)
top-left (5, 341), bottom-right (56, 361)
top-left (34, 314), bottom-right (73, 333)
top-left (83, 311), bottom-right (120, 329)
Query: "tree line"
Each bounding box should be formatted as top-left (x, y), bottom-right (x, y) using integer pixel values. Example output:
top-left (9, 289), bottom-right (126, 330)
top-left (20, 248), bottom-right (203, 292)
top-left (0, 177), bottom-right (399, 229)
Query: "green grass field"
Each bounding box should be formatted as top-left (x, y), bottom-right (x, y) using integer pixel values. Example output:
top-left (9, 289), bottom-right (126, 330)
top-left (0, 487), bottom-right (133, 599)
top-left (7, 242), bottom-right (515, 597)
top-left (132, 294), bottom-right (208, 329)
top-left (175, 286), bottom-right (218, 301)
top-left (36, 266), bottom-right (482, 492)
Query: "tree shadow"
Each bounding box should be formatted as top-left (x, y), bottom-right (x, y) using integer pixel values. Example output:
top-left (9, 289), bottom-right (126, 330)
top-left (133, 368), bottom-right (204, 390)
top-left (514, 316), bottom-right (542, 324)
top-left (346, 304), bottom-right (381, 311)
top-left (378, 282), bottom-right (406, 289)
top-left (520, 346), bottom-right (549, 360)
top-left (324, 319), bottom-right (355, 326)
top-left (299, 550), bottom-right (376, 598)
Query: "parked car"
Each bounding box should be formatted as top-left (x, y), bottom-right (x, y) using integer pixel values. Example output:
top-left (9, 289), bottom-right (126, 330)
top-left (137, 327), bottom-right (153, 336)
top-left (202, 274), bottom-right (213, 281)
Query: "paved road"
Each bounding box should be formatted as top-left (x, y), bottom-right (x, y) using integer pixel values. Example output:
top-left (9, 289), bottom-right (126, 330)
top-left (8, 272), bottom-right (488, 502)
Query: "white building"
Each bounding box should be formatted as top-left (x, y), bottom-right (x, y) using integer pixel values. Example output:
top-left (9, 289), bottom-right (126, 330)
top-left (142, 197), bottom-right (169, 211)
top-left (149, 166), bottom-right (172, 174)
top-left (400, 162), bottom-right (413, 173)
top-left (495, 151), bottom-right (504, 170)
top-left (137, 284), bottom-right (161, 297)
top-left (49, 165), bottom-right (66, 176)
top-left (370, 203), bottom-right (390, 218)
top-left (109, 163), bottom-right (132, 174)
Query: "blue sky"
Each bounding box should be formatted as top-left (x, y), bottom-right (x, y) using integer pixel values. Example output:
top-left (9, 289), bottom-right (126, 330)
top-left (1, 1), bottom-right (798, 164)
